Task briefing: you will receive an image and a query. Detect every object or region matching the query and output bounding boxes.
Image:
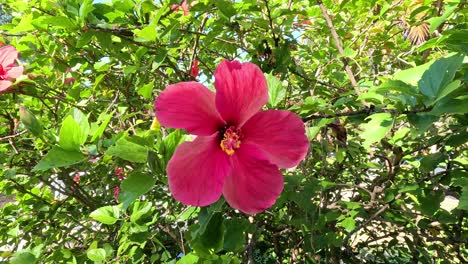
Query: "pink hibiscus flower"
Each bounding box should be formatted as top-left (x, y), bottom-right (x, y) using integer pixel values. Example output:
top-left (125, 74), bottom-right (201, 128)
top-left (0, 45), bottom-right (23, 93)
top-left (154, 60), bottom-right (309, 214)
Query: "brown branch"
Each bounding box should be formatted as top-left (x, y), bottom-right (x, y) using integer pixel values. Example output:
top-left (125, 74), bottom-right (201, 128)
top-left (263, 0), bottom-right (279, 47)
top-left (179, 29), bottom-right (249, 52)
top-left (287, 65), bottom-right (344, 90)
top-left (9, 178), bottom-right (51, 205)
top-left (302, 106), bottom-right (432, 122)
top-left (315, 0), bottom-right (368, 106)
top-left (189, 14), bottom-right (209, 74)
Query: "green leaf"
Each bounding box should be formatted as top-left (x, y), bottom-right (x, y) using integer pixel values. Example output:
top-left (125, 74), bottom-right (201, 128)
top-left (152, 48), bottom-right (168, 70)
top-left (447, 131), bottom-right (468, 147)
top-left (431, 97), bottom-right (468, 115)
top-left (266, 73), bottom-right (286, 108)
top-left (191, 212), bottom-right (225, 255)
top-left (177, 253), bottom-right (199, 264)
top-left (428, 3), bottom-right (458, 33)
top-left (419, 190), bottom-right (444, 216)
top-left (147, 150), bottom-right (164, 175)
top-left (33, 146), bottom-right (85, 171)
top-left (199, 212), bottom-right (225, 250)
top-left (70, 108), bottom-right (90, 138)
top-left (360, 113), bottom-right (393, 150)
top-left (223, 219), bottom-right (248, 252)
top-left (162, 130), bottom-right (186, 161)
top-left (19, 105), bottom-right (43, 137)
top-left (398, 184), bottom-right (420, 193)
top-left (90, 205), bottom-right (120, 225)
top-left (307, 118), bottom-right (333, 139)
top-left (90, 111), bottom-right (114, 142)
top-left (357, 91), bottom-right (384, 104)
top-left (393, 61), bottom-right (432, 85)
top-left (106, 136), bottom-right (148, 163)
top-left (11, 252), bottom-right (37, 264)
top-left (420, 153), bottom-right (445, 173)
top-left (102, 243), bottom-right (114, 260)
top-left (77, 31), bottom-right (94, 48)
top-left (94, 60), bottom-right (112, 72)
top-left (59, 115), bottom-right (85, 151)
top-left (376, 80), bottom-right (419, 96)
top-left (407, 113), bottom-right (438, 132)
top-left (38, 16), bottom-right (77, 29)
top-left (434, 80), bottom-right (462, 104)
top-left (10, 13), bottom-right (35, 33)
top-left (130, 201), bottom-right (153, 223)
top-left (390, 127), bottom-right (410, 144)
top-left (343, 47), bottom-right (357, 58)
top-left (79, 0), bottom-right (95, 21)
top-left (119, 172), bottom-right (156, 210)
top-left (265, 74), bottom-right (286, 108)
top-left (134, 23), bottom-right (157, 42)
top-left (215, 0), bottom-right (236, 19)
top-left (418, 54), bottom-right (464, 101)
top-left (86, 248), bottom-right (106, 262)
top-left (458, 188), bottom-right (468, 210)
top-left (137, 80), bottom-right (154, 99)
top-left (338, 217), bottom-right (356, 232)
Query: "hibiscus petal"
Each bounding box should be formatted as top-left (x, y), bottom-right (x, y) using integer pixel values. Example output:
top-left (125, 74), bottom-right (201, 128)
top-left (0, 80), bottom-right (12, 92)
top-left (155, 82), bottom-right (225, 136)
top-left (167, 134), bottom-right (232, 206)
top-left (5, 66), bottom-right (23, 79)
top-left (242, 110), bottom-right (309, 168)
top-left (223, 143), bottom-right (283, 214)
top-left (214, 60), bottom-right (268, 126)
top-left (0, 46), bottom-right (19, 67)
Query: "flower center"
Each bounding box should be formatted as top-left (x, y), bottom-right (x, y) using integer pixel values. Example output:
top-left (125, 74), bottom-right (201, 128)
top-left (220, 126), bottom-right (243, 155)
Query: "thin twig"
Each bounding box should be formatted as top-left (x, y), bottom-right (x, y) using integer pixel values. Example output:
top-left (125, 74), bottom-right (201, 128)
top-left (189, 14), bottom-right (209, 75)
top-left (334, 183), bottom-right (373, 197)
top-left (315, 0), bottom-right (368, 106)
top-left (0, 130), bottom-right (27, 141)
top-left (344, 193), bottom-right (402, 254)
top-left (263, 0), bottom-right (279, 47)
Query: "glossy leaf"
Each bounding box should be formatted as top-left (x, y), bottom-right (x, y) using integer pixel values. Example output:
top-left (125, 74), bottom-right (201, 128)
top-left (106, 137), bottom-right (148, 163)
top-left (33, 146), bottom-right (85, 171)
top-left (418, 54), bottom-right (464, 102)
top-left (119, 172), bottom-right (156, 210)
top-left (90, 205), bottom-right (120, 225)
top-left (19, 105), bottom-right (43, 137)
top-left (360, 113), bottom-right (394, 150)
top-left (266, 73), bottom-right (286, 108)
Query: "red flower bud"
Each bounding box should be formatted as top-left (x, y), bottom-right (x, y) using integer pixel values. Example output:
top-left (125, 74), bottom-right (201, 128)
top-left (190, 59), bottom-right (199, 78)
top-left (73, 173), bottom-right (80, 183)
top-left (113, 186), bottom-right (120, 201)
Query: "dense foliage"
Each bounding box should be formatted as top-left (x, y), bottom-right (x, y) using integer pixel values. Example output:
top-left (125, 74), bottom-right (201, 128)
top-left (0, 0), bottom-right (467, 263)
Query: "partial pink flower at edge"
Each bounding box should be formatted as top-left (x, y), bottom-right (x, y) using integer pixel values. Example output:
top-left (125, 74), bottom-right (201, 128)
top-left (0, 45), bottom-right (23, 93)
top-left (155, 60), bottom-right (309, 214)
